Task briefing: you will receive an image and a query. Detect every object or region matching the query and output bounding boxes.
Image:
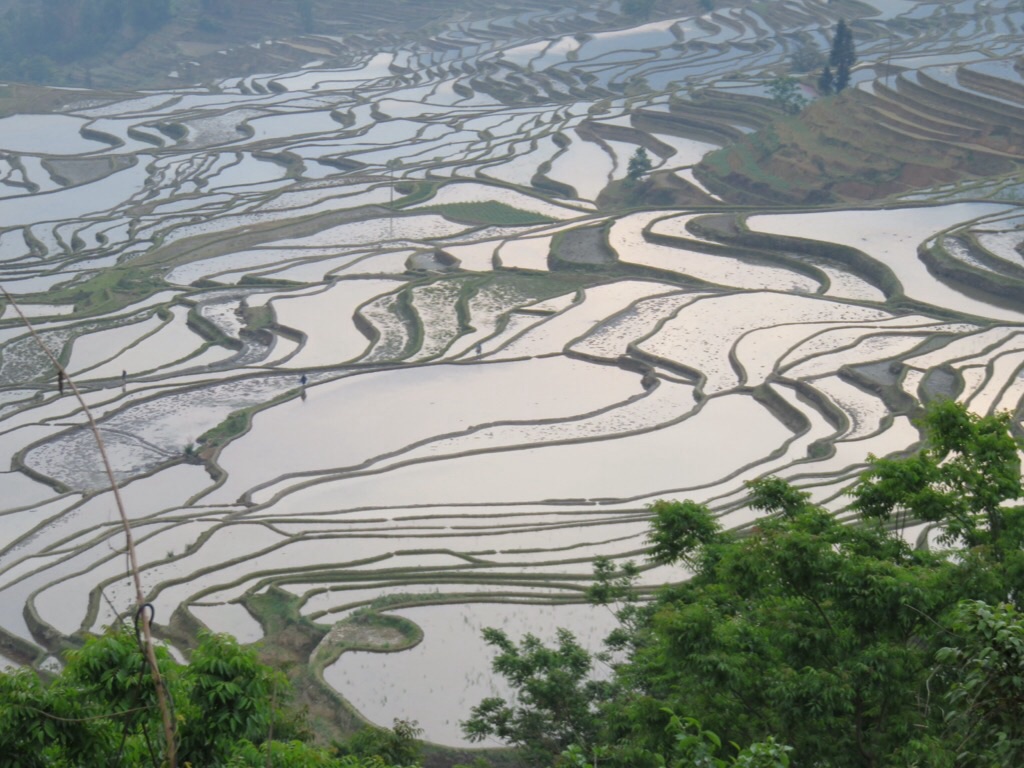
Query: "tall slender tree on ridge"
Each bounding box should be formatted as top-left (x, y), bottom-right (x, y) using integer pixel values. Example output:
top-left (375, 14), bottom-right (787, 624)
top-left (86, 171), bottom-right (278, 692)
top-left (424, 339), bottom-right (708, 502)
top-left (828, 18), bottom-right (856, 92)
top-left (818, 64), bottom-right (834, 95)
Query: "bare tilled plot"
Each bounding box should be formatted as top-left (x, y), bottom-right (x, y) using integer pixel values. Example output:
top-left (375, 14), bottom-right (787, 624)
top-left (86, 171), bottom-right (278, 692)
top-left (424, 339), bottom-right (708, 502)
top-left (0, 0), bottom-right (1021, 746)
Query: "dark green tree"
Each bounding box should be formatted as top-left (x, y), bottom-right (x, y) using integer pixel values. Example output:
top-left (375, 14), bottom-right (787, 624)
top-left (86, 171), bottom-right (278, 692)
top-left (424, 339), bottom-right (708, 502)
top-left (930, 600), bottom-right (1024, 766)
top-left (338, 719), bottom-right (424, 766)
top-left (562, 714), bottom-right (791, 768)
top-left (849, 400), bottom-right (1022, 560)
top-left (827, 19), bottom-right (855, 92)
top-left (177, 632), bottom-right (286, 766)
top-left (0, 628), bottom-right (374, 768)
top-left (461, 627), bottom-right (613, 761)
top-left (835, 61), bottom-right (851, 92)
top-left (818, 64), bottom-right (834, 95)
top-left (612, 482), bottom-right (954, 767)
top-left (626, 147), bottom-right (653, 182)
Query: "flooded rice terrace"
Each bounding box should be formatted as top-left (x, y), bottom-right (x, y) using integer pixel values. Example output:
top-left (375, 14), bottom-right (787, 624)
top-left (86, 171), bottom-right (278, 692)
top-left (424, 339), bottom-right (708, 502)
top-left (1, 0), bottom-right (1023, 746)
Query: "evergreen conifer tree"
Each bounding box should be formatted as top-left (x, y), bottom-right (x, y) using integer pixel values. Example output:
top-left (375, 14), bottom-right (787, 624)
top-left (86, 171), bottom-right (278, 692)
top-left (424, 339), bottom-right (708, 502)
top-left (835, 60), bottom-right (851, 91)
top-left (826, 19), bottom-right (855, 92)
top-left (818, 65), bottom-right (834, 95)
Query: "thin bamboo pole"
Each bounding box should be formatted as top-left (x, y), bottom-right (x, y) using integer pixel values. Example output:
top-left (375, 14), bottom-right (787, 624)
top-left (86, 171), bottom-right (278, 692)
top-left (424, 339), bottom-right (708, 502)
top-left (1, 289), bottom-right (177, 768)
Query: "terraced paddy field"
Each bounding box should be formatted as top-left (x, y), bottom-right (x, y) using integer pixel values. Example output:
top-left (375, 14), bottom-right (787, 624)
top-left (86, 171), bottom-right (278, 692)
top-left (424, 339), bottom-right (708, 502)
top-left (0, 0), bottom-right (1022, 749)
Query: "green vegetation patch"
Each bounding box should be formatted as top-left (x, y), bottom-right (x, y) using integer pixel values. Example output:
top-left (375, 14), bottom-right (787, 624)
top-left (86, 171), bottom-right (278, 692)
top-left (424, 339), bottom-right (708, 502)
top-left (41, 266), bottom-right (165, 317)
top-left (393, 180), bottom-right (440, 207)
top-left (241, 303), bottom-right (274, 332)
top-left (420, 201), bottom-right (556, 227)
top-left (197, 410), bottom-right (250, 450)
top-left (313, 610), bottom-right (422, 671)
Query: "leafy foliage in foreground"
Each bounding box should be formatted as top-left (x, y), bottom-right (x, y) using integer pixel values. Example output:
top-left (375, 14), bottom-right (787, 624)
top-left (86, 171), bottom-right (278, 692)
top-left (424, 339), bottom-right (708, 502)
top-left (464, 401), bottom-right (1024, 768)
top-left (0, 629), bottom-right (417, 768)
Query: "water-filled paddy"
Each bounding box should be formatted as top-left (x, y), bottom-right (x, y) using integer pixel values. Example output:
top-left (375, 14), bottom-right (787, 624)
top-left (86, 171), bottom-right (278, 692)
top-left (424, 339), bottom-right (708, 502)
top-left (747, 204), bottom-right (1024, 322)
top-left (211, 356), bottom-right (643, 504)
top-left (273, 278), bottom-right (402, 367)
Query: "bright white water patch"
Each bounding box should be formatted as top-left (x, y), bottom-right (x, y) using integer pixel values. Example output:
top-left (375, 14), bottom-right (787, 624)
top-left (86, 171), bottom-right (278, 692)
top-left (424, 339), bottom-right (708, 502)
top-left (21, 376), bottom-right (300, 491)
top-left (495, 235), bottom-right (552, 271)
top-left (1, 304), bottom-right (75, 319)
top-left (733, 317), bottom-right (936, 388)
top-left (904, 327), bottom-right (1020, 369)
top-left (995, 367), bottom-right (1024, 414)
top-left (976, 230), bottom-right (1024, 269)
top-left (269, 52), bottom-right (397, 91)
top-left (0, 114), bottom-right (109, 155)
top-left (576, 18), bottom-right (680, 59)
top-left (812, 376), bottom-right (890, 439)
top-left (480, 135), bottom-right (562, 187)
top-left (66, 315), bottom-right (165, 376)
top-left (244, 109), bottom-right (347, 143)
top-left (213, 356), bottom-right (642, 505)
top-left (411, 182), bottom-right (585, 219)
top-left (792, 416), bottom-right (922, 479)
top-left (497, 281), bottom-right (680, 358)
top-left (0, 163), bottom-right (150, 228)
top-left (748, 204), bottom-right (1024, 322)
top-left (165, 249), bottom-right (308, 285)
top-left (784, 334), bottom-right (935, 380)
top-left (441, 242), bottom-right (498, 272)
top-left (385, 376), bottom-right (697, 466)
top-left (649, 133), bottom-right (721, 165)
top-left (531, 34), bottom-right (584, 70)
top-left (190, 604), bottom-right (264, 643)
top-left (778, 318), bottom-right (960, 370)
top-left (0, 471), bottom-right (58, 510)
top-left (638, 292), bottom-right (891, 394)
top-left (274, 279), bottom-right (402, 368)
top-left (265, 393), bottom-right (792, 511)
top-left (611, 211), bottom-right (820, 292)
top-left (816, 264), bottom-right (887, 303)
top-left (571, 290), bottom-right (703, 360)
top-left (271, 214), bottom-right (469, 248)
top-left (965, 350), bottom-right (1024, 415)
top-left (545, 135), bottom-right (614, 200)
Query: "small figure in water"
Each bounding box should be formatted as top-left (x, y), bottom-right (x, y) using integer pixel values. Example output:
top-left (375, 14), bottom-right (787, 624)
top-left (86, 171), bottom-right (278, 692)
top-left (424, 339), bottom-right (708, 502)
top-left (121, 370), bottom-right (127, 386)
top-left (476, 343), bottom-right (483, 355)
top-left (57, 371), bottom-right (64, 395)
top-left (300, 373), bottom-right (308, 387)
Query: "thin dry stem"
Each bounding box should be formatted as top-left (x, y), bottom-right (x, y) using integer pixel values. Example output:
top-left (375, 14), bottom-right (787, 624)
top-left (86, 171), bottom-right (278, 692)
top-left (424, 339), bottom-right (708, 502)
top-left (2, 289), bottom-right (178, 768)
